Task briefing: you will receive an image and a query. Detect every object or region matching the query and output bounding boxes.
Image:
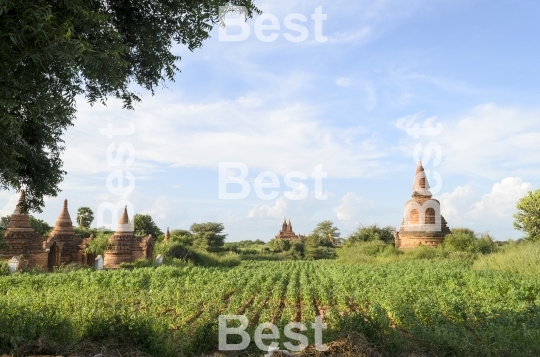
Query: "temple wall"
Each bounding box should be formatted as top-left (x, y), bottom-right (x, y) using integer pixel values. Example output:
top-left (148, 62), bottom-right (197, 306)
top-left (104, 252), bottom-right (133, 269)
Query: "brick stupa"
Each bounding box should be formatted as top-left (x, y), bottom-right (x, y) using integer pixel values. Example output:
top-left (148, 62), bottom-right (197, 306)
top-left (45, 199), bottom-right (85, 266)
top-left (104, 206), bottom-right (154, 268)
top-left (0, 191), bottom-right (47, 267)
top-left (394, 161), bottom-right (451, 249)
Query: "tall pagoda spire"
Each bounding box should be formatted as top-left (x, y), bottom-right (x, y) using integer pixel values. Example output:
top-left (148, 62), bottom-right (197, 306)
top-left (164, 227), bottom-right (170, 241)
top-left (412, 160), bottom-right (432, 198)
top-left (50, 199), bottom-right (75, 234)
top-left (117, 206), bottom-right (133, 232)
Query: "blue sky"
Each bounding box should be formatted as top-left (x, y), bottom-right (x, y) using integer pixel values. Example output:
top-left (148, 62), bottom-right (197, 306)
top-left (2, 0), bottom-right (540, 241)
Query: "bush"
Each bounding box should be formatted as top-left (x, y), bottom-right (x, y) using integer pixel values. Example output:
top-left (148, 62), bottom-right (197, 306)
top-left (444, 228), bottom-right (495, 254)
top-left (86, 232), bottom-right (111, 256)
top-left (120, 259), bottom-right (155, 270)
top-left (338, 240), bottom-right (399, 263)
top-left (53, 262), bottom-right (89, 273)
top-left (268, 238), bottom-right (290, 252)
top-left (169, 229), bottom-right (194, 246)
top-left (155, 241), bottom-right (240, 267)
top-left (345, 225), bottom-right (395, 245)
top-left (338, 240), bottom-right (451, 264)
top-left (406, 244), bottom-right (444, 260)
top-left (0, 261), bottom-right (9, 276)
top-left (444, 230), bottom-right (476, 252)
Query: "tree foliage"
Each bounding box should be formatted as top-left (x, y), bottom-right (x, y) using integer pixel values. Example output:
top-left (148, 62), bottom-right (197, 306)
top-left (310, 220), bottom-right (340, 247)
top-left (76, 207), bottom-right (94, 229)
top-left (190, 222), bottom-right (227, 252)
top-left (346, 225), bottom-right (395, 246)
top-left (513, 189), bottom-right (540, 242)
top-left (0, 0), bottom-right (259, 213)
top-left (0, 216), bottom-right (10, 236)
top-left (304, 234), bottom-right (336, 260)
top-left (268, 238), bottom-right (291, 252)
top-left (29, 216), bottom-right (52, 236)
top-left (444, 228), bottom-right (494, 254)
top-left (86, 232), bottom-right (111, 256)
top-left (0, 214), bottom-right (51, 236)
top-left (169, 229), bottom-right (194, 246)
top-left (133, 214), bottom-right (162, 238)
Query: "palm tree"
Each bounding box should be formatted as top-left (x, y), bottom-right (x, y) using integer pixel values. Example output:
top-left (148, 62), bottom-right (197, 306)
top-left (77, 207), bottom-right (94, 229)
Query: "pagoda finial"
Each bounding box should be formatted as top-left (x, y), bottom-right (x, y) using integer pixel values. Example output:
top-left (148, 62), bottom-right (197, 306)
top-left (412, 161), bottom-right (431, 197)
top-left (12, 190), bottom-right (26, 215)
top-left (118, 206), bottom-right (129, 224)
top-left (165, 227), bottom-right (170, 241)
top-left (116, 206), bottom-right (133, 233)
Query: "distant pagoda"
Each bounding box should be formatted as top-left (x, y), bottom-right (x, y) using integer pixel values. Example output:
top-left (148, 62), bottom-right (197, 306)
top-left (394, 161), bottom-right (451, 249)
top-left (276, 218), bottom-right (302, 241)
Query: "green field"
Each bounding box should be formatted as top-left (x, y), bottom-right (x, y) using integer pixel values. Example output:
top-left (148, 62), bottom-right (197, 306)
top-left (1, 256), bottom-right (539, 356)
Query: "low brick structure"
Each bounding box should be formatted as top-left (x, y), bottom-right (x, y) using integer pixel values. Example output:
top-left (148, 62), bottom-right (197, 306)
top-left (394, 161), bottom-right (451, 249)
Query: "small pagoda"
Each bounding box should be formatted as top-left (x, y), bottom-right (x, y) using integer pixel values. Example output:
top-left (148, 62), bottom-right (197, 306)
top-left (0, 191), bottom-right (47, 267)
top-left (103, 206), bottom-right (154, 268)
top-left (394, 161), bottom-right (451, 249)
top-left (46, 199), bottom-right (84, 267)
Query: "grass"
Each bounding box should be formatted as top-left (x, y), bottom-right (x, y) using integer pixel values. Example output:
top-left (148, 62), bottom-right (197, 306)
top-left (473, 240), bottom-right (540, 275)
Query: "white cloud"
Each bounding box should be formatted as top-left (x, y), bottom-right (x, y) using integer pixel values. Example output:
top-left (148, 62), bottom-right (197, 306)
top-left (327, 27), bottom-right (371, 44)
top-left (396, 104), bottom-right (540, 179)
top-left (438, 185), bottom-right (476, 225)
top-left (333, 192), bottom-right (375, 222)
top-left (65, 91), bottom-right (390, 179)
top-left (248, 184), bottom-right (329, 219)
top-left (467, 177), bottom-right (531, 220)
top-left (0, 193), bottom-right (19, 217)
top-left (335, 77), bottom-right (354, 87)
top-left (395, 113), bottom-right (439, 131)
top-left (142, 195), bottom-right (171, 220)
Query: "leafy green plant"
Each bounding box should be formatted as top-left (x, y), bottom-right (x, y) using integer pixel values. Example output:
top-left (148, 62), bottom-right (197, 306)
top-left (345, 225), bottom-right (395, 245)
top-left (514, 189), bottom-right (540, 241)
top-left (86, 233), bottom-right (111, 256)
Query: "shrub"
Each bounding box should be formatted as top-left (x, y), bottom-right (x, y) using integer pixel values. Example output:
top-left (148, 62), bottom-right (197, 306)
top-left (268, 238), bottom-right (290, 252)
top-left (405, 244), bottom-right (444, 260)
top-left (0, 261), bottom-right (9, 276)
top-left (86, 232), bottom-right (111, 256)
top-left (513, 189), bottom-right (540, 241)
top-left (155, 241), bottom-right (240, 267)
top-left (345, 225), bottom-right (395, 245)
top-left (444, 228), bottom-right (495, 254)
top-left (53, 262), bottom-right (89, 273)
